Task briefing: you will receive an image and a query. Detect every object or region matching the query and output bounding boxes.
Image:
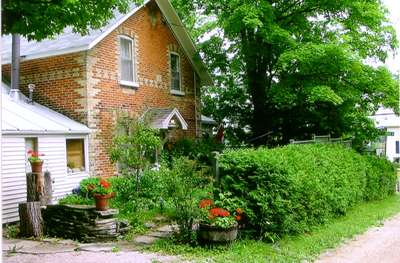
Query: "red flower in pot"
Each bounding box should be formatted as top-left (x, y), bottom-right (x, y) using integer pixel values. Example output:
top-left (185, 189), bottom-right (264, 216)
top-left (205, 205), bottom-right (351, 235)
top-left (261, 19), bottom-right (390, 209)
top-left (86, 177), bottom-right (115, 211)
top-left (27, 150), bottom-right (45, 173)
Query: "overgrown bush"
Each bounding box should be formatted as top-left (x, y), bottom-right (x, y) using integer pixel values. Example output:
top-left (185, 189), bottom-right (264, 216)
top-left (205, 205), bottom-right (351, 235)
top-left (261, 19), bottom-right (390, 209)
top-left (219, 144), bottom-right (397, 241)
top-left (160, 157), bottom-right (212, 243)
top-left (164, 137), bottom-right (223, 165)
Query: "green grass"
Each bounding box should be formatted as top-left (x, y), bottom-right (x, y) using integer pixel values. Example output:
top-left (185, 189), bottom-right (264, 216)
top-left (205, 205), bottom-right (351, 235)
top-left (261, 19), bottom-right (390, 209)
top-left (148, 194), bottom-right (400, 263)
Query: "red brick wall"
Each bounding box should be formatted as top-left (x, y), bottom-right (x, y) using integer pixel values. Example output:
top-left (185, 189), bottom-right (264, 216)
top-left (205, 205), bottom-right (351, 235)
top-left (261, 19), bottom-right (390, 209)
top-left (2, 1), bottom-right (200, 177)
top-left (2, 53), bottom-right (88, 124)
top-left (86, 3), bottom-right (199, 177)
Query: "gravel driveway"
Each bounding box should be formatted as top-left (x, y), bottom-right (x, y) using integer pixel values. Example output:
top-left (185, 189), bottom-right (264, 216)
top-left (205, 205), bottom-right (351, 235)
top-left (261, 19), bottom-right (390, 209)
top-left (316, 213), bottom-right (400, 263)
top-left (3, 251), bottom-right (180, 263)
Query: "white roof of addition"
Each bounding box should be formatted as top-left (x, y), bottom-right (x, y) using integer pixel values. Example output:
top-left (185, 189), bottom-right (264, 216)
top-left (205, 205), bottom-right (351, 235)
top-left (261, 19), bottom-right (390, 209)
top-left (1, 0), bottom-right (212, 85)
top-left (1, 83), bottom-right (90, 135)
top-left (371, 107), bottom-right (400, 128)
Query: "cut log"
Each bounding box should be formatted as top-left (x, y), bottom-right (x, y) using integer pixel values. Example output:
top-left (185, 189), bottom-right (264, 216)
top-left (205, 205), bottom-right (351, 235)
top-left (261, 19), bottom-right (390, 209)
top-left (18, 202), bottom-right (43, 238)
top-left (26, 172), bottom-right (44, 202)
top-left (43, 171), bottom-right (53, 206)
top-left (27, 172), bottom-right (52, 205)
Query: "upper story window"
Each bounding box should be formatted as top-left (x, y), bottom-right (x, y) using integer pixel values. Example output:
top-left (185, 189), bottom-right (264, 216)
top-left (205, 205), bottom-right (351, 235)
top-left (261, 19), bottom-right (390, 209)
top-left (119, 36), bottom-right (138, 87)
top-left (170, 52), bottom-right (183, 95)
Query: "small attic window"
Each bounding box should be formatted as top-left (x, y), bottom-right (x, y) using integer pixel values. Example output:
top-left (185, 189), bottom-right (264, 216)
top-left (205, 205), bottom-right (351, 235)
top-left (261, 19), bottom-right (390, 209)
top-left (119, 36), bottom-right (138, 87)
top-left (170, 52), bottom-right (183, 95)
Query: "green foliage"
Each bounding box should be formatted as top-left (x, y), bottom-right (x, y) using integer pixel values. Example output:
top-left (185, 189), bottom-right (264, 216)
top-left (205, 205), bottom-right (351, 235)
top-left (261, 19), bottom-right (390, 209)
top-left (218, 144), bottom-right (397, 240)
top-left (149, 195), bottom-right (400, 262)
top-left (2, 0), bottom-right (142, 41)
top-left (109, 115), bottom-right (161, 192)
top-left (79, 177), bottom-right (112, 196)
top-left (58, 194), bottom-right (94, 206)
top-left (172, 0), bottom-right (399, 147)
top-left (160, 157), bottom-right (212, 243)
top-left (3, 224), bottom-right (19, 239)
top-left (164, 137), bottom-right (224, 165)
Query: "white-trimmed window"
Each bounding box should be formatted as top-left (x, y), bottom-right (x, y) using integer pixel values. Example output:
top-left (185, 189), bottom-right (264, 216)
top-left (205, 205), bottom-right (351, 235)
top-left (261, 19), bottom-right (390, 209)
top-left (66, 138), bottom-right (86, 174)
top-left (119, 36), bottom-right (138, 87)
top-left (170, 52), bottom-right (183, 95)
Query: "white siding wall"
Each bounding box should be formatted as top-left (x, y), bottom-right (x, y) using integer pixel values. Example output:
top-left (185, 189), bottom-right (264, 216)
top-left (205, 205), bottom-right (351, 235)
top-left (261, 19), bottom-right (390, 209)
top-left (1, 135), bottom-right (89, 223)
top-left (1, 137), bottom-right (27, 223)
top-left (386, 128), bottom-right (400, 162)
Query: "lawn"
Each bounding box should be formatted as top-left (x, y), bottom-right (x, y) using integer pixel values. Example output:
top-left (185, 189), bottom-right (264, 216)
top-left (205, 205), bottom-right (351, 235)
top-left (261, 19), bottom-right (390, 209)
top-left (149, 194), bottom-right (400, 263)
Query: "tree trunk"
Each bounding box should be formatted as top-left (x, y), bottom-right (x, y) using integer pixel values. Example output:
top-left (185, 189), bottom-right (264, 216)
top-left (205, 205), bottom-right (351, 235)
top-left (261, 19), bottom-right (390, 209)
top-left (26, 172), bottom-right (44, 202)
top-left (26, 172), bottom-right (52, 205)
top-left (43, 171), bottom-right (53, 206)
top-left (18, 202), bottom-right (43, 238)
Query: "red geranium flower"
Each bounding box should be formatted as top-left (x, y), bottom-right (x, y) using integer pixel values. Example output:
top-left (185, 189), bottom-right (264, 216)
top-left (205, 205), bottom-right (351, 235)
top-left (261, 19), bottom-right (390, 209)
top-left (100, 179), bottom-right (110, 189)
top-left (235, 215), bottom-right (242, 221)
top-left (209, 207), bottom-right (230, 219)
top-left (199, 199), bottom-right (214, 209)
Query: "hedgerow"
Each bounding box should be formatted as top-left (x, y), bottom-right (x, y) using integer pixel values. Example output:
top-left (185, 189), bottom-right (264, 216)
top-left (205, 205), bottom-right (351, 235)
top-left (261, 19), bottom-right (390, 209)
top-left (218, 144), bottom-right (397, 240)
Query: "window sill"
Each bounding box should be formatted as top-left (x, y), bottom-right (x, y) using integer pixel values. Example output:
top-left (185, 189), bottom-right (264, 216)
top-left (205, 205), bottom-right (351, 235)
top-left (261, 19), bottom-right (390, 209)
top-left (120, 80), bottom-right (139, 88)
top-left (170, 90), bottom-right (185, 96)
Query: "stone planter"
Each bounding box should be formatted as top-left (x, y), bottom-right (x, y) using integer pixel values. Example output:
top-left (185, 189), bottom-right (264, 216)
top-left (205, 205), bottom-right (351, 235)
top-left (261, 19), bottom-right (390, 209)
top-left (198, 222), bottom-right (238, 244)
top-left (30, 161), bottom-right (43, 173)
top-left (93, 193), bottom-right (114, 211)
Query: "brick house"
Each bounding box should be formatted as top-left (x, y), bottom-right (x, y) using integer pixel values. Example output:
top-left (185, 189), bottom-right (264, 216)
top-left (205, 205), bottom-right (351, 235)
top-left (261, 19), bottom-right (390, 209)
top-left (2, 0), bottom-right (212, 178)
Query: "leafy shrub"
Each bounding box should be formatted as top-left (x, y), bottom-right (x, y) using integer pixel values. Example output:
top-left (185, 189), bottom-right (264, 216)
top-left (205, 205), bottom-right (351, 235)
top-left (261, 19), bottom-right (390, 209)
top-left (219, 144), bottom-right (397, 240)
top-left (58, 194), bottom-right (93, 205)
top-left (164, 137), bottom-right (223, 165)
top-left (160, 157), bottom-right (212, 243)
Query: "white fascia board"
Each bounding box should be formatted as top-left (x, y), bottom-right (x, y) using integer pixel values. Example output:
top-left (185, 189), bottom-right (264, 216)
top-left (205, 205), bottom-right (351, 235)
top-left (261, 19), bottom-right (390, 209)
top-left (155, 0), bottom-right (213, 86)
top-left (2, 130), bottom-right (90, 135)
top-left (88, 1), bottom-right (151, 50)
top-left (161, 108), bottom-right (188, 130)
top-left (2, 45), bottom-right (89, 65)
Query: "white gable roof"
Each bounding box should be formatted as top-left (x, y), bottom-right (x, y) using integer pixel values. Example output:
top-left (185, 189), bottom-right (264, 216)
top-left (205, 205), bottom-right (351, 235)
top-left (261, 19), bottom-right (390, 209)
top-left (1, 0), bottom-right (212, 85)
top-left (371, 107), bottom-right (400, 128)
top-left (144, 108), bottom-right (188, 130)
top-left (1, 83), bottom-right (90, 135)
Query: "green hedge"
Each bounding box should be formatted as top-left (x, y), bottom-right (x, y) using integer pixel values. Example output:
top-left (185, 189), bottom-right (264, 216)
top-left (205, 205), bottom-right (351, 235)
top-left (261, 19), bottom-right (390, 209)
top-left (218, 144), bottom-right (397, 240)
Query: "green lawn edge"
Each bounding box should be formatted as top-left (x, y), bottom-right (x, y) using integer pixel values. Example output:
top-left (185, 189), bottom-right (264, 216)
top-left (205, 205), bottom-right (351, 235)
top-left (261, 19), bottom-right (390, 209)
top-left (148, 194), bottom-right (400, 263)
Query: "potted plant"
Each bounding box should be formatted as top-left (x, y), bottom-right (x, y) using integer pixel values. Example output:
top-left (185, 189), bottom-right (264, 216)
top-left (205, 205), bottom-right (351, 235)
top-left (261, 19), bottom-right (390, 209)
top-left (27, 150), bottom-right (45, 173)
top-left (85, 177), bottom-right (114, 211)
top-left (198, 198), bottom-right (243, 244)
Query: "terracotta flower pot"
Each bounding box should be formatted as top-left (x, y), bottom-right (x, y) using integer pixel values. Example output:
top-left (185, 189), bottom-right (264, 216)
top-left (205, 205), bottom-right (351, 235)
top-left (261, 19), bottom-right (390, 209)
top-left (198, 222), bottom-right (238, 244)
top-left (93, 193), bottom-right (115, 211)
top-left (30, 161), bottom-right (43, 173)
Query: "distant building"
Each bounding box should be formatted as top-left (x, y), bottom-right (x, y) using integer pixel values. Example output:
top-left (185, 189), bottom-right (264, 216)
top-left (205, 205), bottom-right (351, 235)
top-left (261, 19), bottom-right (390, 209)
top-left (370, 108), bottom-right (400, 163)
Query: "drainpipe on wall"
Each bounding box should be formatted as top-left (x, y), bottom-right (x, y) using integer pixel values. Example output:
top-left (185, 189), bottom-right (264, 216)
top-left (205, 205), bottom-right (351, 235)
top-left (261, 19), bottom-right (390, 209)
top-left (10, 34), bottom-right (21, 101)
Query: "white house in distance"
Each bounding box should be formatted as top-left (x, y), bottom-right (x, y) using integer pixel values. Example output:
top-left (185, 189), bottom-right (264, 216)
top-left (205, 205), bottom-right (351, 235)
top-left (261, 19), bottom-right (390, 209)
top-left (1, 82), bottom-right (90, 223)
top-left (371, 107), bottom-right (400, 163)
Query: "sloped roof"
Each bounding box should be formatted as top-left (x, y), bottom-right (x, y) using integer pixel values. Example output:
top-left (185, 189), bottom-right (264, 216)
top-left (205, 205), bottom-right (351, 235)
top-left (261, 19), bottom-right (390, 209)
top-left (1, 83), bottom-right (90, 135)
top-left (371, 107), bottom-right (400, 128)
top-left (144, 108), bottom-right (188, 130)
top-left (1, 0), bottom-right (212, 85)
top-left (201, 115), bottom-right (217, 125)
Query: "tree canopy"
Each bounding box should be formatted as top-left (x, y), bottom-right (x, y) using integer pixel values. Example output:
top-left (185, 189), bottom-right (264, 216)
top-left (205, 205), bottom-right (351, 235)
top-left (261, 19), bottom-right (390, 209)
top-left (172, 0), bottom-right (399, 148)
top-left (2, 0), bottom-right (142, 41)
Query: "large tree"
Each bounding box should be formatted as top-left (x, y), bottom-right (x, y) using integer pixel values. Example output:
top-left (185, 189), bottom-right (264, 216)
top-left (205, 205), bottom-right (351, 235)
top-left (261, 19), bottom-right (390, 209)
top-left (172, 0), bottom-right (399, 148)
top-left (2, 0), bottom-right (143, 41)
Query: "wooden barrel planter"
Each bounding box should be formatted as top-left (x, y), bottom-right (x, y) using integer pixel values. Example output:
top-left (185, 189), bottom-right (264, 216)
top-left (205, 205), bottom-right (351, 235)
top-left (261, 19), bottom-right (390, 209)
top-left (198, 222), bottom-right (238, 244)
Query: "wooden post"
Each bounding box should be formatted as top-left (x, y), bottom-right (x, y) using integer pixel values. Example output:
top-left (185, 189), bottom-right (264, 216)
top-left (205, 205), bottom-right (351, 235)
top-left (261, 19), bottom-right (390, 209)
top-left (26, 172), bottom-right (52, 205)
top-left (18, 202), bottom-right (43, 238)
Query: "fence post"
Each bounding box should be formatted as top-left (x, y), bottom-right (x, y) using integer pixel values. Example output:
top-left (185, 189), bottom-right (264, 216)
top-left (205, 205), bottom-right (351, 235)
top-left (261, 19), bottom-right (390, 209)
top-left (211, 151), bottom-right (220, 184)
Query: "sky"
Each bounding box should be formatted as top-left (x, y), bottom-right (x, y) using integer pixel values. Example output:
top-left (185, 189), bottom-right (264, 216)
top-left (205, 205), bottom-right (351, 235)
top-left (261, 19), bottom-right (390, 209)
top-left (383, 0), bottom-right (400, 73)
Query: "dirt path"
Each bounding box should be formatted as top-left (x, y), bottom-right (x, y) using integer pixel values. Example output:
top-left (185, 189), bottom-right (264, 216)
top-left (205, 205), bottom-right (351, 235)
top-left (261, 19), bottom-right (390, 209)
top-left (316, 213), bottom-right (400, 263)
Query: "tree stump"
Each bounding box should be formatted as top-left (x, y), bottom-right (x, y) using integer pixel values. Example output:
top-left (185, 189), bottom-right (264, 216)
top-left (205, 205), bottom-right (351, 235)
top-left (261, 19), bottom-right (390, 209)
top-left (18, 202), bottom-right (43, 237)
top-left (26, 172), bottom-right (52, 205)
top-left (43, 171), bottom-right (53, 206)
